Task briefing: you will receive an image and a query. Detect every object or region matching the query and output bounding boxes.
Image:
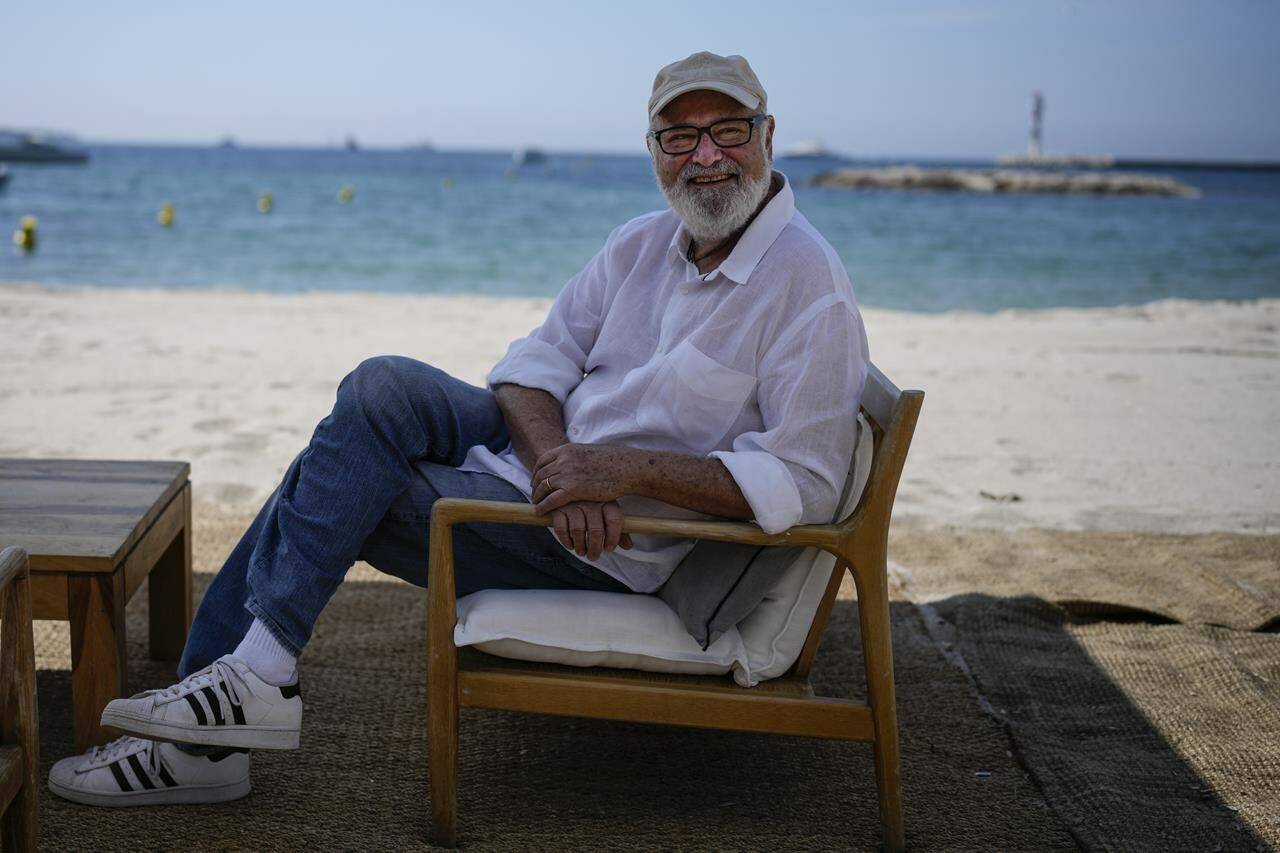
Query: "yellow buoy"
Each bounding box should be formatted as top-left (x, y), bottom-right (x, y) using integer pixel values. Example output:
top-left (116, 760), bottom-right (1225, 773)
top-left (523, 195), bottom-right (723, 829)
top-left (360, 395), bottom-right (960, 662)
top-left (337, 185), bottom-right (354, 204)
top-left (441, 176), bottom-right (454, 190)
top-left (157, 201), bottom-right (175, 227)
top-left (257, 192), bottom-right (274, 214)
top-left (12, 215), bottom-right (37, 252)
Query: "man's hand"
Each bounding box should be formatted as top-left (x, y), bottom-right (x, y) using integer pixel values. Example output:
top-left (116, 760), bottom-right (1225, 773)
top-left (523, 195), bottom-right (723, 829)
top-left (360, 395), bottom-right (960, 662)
top-left (549, 500), bottom-right (633, 560)
top-left (530, 443), bottom-right (638, 513)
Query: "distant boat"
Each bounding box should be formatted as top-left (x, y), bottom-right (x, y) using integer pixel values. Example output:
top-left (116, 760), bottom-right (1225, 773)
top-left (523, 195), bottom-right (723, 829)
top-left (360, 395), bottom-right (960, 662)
top-left (512, 147), bottom-right (547, 166)
top-left (0, 129), bottom-right (89, 164)
top-left (345, 135), bottom-right (360, 152)
top-left (218, 136), bottom-right (238, 149)
top-left (782, 140), bottom-right (836, 159)
top-left (405, 140), bottom-right (435, 152)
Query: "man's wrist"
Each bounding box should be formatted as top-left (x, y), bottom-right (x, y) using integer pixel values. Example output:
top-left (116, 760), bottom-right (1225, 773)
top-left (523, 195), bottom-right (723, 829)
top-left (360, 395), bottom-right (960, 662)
top-left (620, 446), bottom-right (656, 498)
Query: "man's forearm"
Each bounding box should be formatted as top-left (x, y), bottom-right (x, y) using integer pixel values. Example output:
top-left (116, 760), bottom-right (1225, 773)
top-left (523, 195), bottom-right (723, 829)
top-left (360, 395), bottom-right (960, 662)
top-left (492, 383), bottom-right (569, 471)
top-left (626, 449), bottom-right (753, 520)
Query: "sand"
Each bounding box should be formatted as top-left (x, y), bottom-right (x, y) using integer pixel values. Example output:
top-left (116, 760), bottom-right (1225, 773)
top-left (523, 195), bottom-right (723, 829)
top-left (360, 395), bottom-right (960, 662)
top-left (6, 281), bottom-right (1279, 848)
top-left (2, 281), bottom-right (1276, 533)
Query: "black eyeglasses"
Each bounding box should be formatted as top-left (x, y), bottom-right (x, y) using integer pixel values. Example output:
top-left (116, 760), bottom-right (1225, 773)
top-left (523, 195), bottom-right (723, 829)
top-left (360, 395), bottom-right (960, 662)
top-left (647, 114), bottom-right (767, 156)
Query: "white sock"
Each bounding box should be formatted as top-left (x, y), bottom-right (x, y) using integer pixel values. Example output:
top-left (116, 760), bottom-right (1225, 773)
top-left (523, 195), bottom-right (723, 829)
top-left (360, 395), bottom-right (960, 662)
top-left (233, 618), bottom-right (297, 686)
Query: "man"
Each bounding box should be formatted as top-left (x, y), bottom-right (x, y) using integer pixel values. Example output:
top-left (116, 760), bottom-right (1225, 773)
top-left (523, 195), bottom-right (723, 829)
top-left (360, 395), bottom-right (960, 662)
top-left (48, 51), bottom-right (869, 806)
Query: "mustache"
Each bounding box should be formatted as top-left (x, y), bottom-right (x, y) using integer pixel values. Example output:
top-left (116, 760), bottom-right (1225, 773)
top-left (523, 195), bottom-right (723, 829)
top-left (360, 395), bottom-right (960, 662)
top-left (679, 160), bottom-right (743, 182)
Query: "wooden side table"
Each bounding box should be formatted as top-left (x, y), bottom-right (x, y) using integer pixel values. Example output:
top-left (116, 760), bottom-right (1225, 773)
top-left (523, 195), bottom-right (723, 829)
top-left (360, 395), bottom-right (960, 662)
top-left (0, 459), bottom-right (192, 752)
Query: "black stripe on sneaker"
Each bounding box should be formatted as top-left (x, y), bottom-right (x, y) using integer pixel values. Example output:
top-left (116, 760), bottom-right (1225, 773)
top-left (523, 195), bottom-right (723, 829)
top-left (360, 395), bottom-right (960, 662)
top-left (184, 693), bottom-right (208, 726)
top-left (156, 762), bottom-right (178, 788)
top-left (219, 682), bottom-right (246, 725)
top-left (127, 754), bottom-right (157, 790)
top-left (108, 760), bottom-right (133, 792)
top-left (279, 682), bottom-right (301, 700)
top-left (201, 686), bottom-right (226, 726)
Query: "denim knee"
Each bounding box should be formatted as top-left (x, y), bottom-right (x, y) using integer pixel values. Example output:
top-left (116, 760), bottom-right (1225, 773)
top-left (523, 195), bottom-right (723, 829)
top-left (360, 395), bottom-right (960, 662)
top-left (340, 355), bottom-right (449, 420)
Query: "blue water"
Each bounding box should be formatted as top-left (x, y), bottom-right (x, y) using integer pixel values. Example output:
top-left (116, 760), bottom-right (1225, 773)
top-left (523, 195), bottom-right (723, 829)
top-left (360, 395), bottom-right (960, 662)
top-left (2, 144), bottom-right (1278, 312)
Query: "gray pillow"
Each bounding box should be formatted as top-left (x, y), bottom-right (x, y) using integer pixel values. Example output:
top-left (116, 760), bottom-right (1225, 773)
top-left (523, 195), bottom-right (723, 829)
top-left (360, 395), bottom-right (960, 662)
top-left (658, 540), bottom-right (803, 650)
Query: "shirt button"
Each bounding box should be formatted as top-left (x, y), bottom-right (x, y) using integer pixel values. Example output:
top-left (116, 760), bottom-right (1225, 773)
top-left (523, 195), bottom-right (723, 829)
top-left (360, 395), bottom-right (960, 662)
top-left (571, 426), bottom-right (581, 435)
top-left (656, 345), bottom-right (665, 354)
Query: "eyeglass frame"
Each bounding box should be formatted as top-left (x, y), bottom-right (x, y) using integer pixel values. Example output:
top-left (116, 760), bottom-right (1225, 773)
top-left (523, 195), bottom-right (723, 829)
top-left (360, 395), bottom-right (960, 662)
top-left (646, 114), bottom-right (769, 156)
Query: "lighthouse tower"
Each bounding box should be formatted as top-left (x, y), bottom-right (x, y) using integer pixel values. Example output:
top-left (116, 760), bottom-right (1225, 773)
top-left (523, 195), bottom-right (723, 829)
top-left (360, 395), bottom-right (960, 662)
top-left (1028, 91), bottom-right (1044, 157)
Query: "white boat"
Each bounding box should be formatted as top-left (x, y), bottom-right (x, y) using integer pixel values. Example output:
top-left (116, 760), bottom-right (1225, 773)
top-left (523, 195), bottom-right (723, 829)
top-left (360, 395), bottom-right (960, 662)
top-left (782, 140), bottom-right (835, 159)
top-left (0, 129), bottom-right (89, 164)
top-left (512, 147), bottom-right (547, 166)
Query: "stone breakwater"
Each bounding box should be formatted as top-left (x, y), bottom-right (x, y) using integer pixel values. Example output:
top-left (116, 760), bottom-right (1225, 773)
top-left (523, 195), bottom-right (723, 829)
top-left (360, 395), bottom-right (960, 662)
top-left (811, 166), bottom-right (1199, 197)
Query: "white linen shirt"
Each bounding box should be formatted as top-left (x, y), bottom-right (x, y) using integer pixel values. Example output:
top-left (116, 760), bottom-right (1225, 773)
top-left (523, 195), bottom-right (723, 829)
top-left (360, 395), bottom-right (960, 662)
top-left (459, 174), bottom-right (870, 593)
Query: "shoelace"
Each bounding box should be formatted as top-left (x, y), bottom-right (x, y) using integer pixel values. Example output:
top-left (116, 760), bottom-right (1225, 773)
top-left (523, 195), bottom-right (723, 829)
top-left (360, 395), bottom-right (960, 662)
top-left (87, 735), bottom-right (163, 778)
top-left (153, 657), bottom-right (244, 709)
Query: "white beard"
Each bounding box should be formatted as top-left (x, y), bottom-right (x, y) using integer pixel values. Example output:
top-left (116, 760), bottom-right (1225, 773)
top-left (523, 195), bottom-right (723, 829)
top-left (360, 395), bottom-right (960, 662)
top-left (657, 154), bottom-right (773, 244)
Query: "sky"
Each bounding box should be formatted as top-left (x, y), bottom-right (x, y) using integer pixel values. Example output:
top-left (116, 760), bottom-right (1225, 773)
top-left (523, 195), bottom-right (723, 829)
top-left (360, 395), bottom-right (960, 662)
top-left (4, 0), bottom-right (1278, 160)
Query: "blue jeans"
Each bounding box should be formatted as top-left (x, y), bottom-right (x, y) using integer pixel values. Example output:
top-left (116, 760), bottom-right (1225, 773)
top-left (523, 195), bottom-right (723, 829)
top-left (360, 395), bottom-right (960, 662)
top-left (177, 355), bottom-right (629, 679)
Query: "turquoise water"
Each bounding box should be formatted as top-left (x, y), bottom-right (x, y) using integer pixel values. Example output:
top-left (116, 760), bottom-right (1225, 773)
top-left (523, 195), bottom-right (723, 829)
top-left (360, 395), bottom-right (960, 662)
top-left (2, 145), bottom-right (1278, 312)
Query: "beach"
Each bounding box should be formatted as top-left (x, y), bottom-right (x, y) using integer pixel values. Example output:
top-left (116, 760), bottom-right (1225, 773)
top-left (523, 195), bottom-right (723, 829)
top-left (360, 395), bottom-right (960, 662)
top-left (5, 281), bottom-right (1280, 849)
top-left (3, 281), bottom-right (1276, 532)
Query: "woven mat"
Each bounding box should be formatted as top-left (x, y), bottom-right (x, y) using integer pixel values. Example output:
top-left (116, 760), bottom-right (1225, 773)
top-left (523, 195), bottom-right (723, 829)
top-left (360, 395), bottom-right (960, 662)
top-left (927, 595), bottom-right (1280, 852)
top-left (31, 507), bottom-right (1074, 851)
top-left (891, 527), bottom-right (1280, 631)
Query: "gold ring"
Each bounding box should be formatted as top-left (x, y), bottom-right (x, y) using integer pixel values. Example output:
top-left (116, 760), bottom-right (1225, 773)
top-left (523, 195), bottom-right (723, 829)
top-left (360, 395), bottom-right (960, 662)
top-left (542, 478), bottom-right (553, 492)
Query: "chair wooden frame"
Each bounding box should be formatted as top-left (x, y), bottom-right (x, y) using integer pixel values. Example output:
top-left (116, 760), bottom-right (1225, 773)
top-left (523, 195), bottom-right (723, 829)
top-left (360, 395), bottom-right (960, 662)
top-left (426, 364), bottom-right (923, 851)
top-left (1, 546), bottom-right (39, 852)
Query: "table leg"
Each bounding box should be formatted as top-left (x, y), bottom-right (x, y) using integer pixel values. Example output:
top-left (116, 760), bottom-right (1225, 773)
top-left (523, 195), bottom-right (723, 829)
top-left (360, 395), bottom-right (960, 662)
top-left (150, 482), bottom-right (192, 661)
top-left (68, 572), bottom-right (127, 752)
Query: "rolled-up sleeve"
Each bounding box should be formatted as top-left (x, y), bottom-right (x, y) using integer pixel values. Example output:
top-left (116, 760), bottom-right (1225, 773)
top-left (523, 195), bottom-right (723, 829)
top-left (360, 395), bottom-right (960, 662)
top-left (710, 297), bottom-right (868, 533)
top-left (486, 231), bottom-right (613, 403)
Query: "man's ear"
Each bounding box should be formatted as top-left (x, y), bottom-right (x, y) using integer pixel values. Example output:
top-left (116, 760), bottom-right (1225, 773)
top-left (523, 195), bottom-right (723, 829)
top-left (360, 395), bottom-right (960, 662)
top-left (764, 115), bottom-right (775, 159)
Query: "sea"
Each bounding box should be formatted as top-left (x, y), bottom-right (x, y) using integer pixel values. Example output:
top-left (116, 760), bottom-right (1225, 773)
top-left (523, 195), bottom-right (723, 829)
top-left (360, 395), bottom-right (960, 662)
top-left (2, 145), bottom-right (1278, 313)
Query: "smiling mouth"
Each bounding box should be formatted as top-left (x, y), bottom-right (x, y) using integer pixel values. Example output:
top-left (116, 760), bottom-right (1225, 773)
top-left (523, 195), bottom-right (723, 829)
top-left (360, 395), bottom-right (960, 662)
top-left (689, 174), bottom-right (736, 185)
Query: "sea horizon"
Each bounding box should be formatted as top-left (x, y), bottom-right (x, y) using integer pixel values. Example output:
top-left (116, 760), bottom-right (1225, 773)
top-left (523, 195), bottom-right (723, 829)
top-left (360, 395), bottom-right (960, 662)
top-left (3, 143), bottom-right (1279, 313)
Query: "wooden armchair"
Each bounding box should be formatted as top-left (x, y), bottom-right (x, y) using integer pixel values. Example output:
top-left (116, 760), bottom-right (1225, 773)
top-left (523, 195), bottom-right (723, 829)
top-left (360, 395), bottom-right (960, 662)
top-left (426, 364), bottom-right (923, 851)
top-left (0, 547), bottom-right (39, 852)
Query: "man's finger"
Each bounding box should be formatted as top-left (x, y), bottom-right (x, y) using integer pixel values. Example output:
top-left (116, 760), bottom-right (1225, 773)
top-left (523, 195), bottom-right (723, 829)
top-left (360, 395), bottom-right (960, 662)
top-left (551, 509), bottom-right (570, 550)
top-left (620, 533), bottom-right (634, 549)
top-left (534, 488), bottom-right (574, 516)
top-left (530, 464), bottom-right (563, 503)
top-left (532, 446), bottom-right (562, 472)
top-left (602, 502), bottom-right (624, 553)
top-left (565, 505), bottom-right (588, 556)
top-left (585, 504), bottom-right (606, 560)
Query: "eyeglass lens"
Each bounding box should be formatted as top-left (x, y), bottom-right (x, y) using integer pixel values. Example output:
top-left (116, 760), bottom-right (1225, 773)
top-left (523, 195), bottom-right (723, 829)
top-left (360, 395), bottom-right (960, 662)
top-left (660, 119), bottom-right (753, 155)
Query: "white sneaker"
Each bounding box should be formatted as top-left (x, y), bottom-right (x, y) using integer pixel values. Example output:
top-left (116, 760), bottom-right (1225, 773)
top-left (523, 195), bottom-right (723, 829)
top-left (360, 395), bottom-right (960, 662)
top-left (101, 655), bottom-right (302, 750)
top-left (48, 736), bottom-right (250, 807)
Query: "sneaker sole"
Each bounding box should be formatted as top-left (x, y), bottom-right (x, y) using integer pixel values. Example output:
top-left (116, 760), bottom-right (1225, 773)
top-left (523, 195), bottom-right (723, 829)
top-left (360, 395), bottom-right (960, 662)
top-left (48, 775), bottom-right (251, 807)
top-left (100, 709), bottom-right (300, 750)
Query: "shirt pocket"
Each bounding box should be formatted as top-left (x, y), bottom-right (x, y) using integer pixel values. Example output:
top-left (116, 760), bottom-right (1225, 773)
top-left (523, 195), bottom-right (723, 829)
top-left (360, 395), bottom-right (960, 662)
top-left (636, 340), bottom-right (756, 452)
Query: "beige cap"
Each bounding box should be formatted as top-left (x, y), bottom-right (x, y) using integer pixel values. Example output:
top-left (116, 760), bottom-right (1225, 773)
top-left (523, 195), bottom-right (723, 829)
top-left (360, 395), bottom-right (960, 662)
top-left (648, 51), bottom-right (767, 122)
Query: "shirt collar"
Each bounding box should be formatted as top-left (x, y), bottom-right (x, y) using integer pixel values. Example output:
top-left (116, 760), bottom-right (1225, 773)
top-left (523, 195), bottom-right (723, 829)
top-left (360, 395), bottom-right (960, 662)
top-left (665, 171), bottom-right (796, 286)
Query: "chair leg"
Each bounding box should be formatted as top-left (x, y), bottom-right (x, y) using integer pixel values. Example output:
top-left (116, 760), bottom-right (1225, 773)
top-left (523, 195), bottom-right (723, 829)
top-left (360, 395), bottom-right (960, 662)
top-left (1, 555), bottom-right (39, 853)
top-left (428, 677), bottom-right (459, 848)
top-left (427, 521), bottom-right (460, 848)
top-left (855, 555), bottom-right (905, 853)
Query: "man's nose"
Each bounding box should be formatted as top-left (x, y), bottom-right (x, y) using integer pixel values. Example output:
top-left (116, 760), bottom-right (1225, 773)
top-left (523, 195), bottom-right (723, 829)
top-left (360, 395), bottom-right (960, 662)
top-left (690, 131), bottom-right (724, 167)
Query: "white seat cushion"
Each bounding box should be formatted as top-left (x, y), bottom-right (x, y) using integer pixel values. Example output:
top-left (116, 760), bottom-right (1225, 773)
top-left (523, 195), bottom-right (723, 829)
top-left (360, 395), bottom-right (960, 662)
top-left (454, 414), bottom-right (874, 687)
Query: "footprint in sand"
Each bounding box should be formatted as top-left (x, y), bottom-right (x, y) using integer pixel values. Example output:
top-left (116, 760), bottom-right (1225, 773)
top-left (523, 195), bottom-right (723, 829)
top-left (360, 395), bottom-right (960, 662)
top-left (206, 482), bottom-right (258, 504)
top-left (193, 416), bottom-right (238, 433)
top-left (222, 432), bottom-right (269, 454)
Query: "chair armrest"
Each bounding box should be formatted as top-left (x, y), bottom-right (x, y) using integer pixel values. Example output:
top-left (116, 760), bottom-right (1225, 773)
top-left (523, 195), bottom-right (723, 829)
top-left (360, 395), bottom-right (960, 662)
top-left (428, 498), bottom-right (844, 550)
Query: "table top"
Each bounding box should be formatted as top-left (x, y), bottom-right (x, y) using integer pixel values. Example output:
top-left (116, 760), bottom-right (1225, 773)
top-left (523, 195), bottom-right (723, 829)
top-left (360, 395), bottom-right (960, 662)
top-left (0, 459), bottom-right (189, 573)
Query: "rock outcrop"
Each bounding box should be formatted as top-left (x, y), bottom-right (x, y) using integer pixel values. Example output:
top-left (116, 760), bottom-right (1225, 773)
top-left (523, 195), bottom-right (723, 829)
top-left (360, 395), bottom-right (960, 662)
top-left (811, 166), bottom-right (1198, 197)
